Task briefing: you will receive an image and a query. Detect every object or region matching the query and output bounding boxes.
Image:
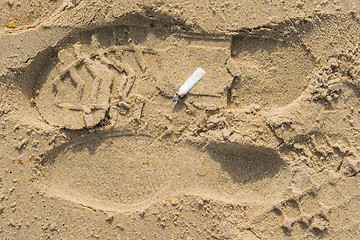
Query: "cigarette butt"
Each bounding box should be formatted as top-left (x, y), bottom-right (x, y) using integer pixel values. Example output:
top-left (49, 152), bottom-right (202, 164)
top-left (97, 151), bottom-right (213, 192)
top-left (172, 67), bottom-right (205, 102)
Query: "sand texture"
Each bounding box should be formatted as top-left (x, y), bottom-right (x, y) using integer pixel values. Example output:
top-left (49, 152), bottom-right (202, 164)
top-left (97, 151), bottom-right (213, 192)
top-left (1, 0), bottom-right (360, 239)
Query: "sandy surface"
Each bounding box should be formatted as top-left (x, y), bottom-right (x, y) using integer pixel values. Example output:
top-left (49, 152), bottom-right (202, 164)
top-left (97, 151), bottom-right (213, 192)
top-left (1, 0), bottom-right (360, 239)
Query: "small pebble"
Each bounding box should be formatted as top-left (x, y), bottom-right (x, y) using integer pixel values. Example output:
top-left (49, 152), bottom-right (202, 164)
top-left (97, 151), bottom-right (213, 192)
top-left (8, 22), bottom-right (16, 28)
top-left (170, 197), bottom-right (179, 205)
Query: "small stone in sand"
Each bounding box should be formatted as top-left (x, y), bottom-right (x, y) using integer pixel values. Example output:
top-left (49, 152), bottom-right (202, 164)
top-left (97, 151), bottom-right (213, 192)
top-left (170, 197), bottom-right (179, 205)
top-left (18, 159), bottom-right (23, 164)
top-left (8, 22), bottom-right (16, 28)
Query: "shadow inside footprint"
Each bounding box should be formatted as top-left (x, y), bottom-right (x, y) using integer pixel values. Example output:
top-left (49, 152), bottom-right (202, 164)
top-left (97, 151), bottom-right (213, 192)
top-left (207, 143), bottom-right (287, 184)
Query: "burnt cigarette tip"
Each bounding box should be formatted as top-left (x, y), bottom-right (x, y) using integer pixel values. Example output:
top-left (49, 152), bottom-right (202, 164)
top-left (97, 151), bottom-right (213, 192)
top-left (172, 93), bottom-right (180, 103)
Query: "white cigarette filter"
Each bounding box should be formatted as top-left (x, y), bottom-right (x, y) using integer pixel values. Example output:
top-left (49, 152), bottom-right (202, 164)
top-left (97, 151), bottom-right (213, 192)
top-left (172, 67), bottom-right (206, 102)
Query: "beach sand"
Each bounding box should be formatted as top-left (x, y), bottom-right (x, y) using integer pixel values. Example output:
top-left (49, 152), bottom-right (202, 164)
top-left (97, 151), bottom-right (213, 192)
top-left (1, 0), bottom-right (360, 239)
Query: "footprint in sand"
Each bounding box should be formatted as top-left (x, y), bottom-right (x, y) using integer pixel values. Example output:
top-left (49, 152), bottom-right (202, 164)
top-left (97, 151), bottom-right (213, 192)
top-left (33, 16), bottom-right (317, 212)
top-left (227, 35), bottom-right (315, 109)
top-left (34, 23), bottom-right (233, 129)
top-left (38, 131), bottom-right (290, 212)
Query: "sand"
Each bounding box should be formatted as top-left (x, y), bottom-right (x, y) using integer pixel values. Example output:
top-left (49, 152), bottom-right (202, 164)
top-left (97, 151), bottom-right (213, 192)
top-left (1, 0), bottom-right (360, 239)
